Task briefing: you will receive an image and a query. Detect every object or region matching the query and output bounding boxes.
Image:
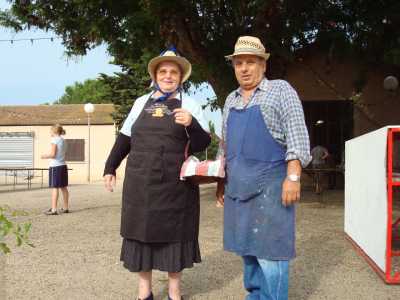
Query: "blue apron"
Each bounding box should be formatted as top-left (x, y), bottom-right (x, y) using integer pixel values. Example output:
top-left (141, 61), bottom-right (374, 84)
top-left (224, 105), bottom-right (296, 260)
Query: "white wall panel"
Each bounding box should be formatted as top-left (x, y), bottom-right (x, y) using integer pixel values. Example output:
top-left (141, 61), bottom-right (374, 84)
top-left (345, 126), bottom-right (388, 272)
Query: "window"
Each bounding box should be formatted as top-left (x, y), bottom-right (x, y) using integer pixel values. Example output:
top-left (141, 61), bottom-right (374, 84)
top-left (65, 139), bottom-right (85, 162)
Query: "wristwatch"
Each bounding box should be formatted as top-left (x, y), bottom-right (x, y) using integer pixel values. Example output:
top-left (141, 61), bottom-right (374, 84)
top-left (287, 174), bottom-right (300, 182)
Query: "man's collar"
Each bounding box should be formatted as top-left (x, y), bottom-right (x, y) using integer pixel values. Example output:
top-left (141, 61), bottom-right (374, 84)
top-left (235, 77), bottom-right (269, 96)
top-left (258, 77), bottom-right (269, 91)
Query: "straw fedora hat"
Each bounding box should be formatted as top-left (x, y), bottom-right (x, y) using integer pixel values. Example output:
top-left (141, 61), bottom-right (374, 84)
top-left (225, 36), bottom-right (270, 60)
top-left (148, 50), bottom-right (192, 84)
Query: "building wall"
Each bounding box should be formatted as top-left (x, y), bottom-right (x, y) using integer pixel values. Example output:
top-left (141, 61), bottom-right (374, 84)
top-left (0, 124), bottom-right (126, 184)
top-left (284, 52), bottom-right (400, 137)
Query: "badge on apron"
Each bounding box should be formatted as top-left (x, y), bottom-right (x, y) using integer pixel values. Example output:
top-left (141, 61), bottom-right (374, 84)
top-left (145, 103), bottom-right (173, 118)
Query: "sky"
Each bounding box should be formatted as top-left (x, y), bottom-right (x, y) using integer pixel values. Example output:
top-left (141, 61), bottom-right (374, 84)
top-left (0, 1), bottom-right (222, 135)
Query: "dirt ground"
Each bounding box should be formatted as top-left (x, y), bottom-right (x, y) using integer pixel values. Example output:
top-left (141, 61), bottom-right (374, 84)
top-left (1, 182), bottom-right (400, 300)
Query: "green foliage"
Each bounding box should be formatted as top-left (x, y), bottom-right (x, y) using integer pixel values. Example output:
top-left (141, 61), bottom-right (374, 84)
top-left (0, 205), bottom-right (33, 254)
top-left (55, 78), bottom-right (113, 104)
top-left (2, 1), bottom-right (400, 107)
top-left (195, 121), bottom-right (219, 161)
top-left (99, 54), bottom-right (151, 127)
top-left (52, 53), bottom-right (150, 126)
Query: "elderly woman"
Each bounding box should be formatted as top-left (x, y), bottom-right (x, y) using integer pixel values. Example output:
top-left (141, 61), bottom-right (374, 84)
top-left (103, 49), bottom-right (210, 300)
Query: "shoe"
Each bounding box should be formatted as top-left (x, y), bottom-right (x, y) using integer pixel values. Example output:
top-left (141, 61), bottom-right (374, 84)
top-left (44, 209), bottom-right (58, 215)
top-left (60, 208), bottom-right (69, 214)
top-left (138, 292), bottom-right (153, 300)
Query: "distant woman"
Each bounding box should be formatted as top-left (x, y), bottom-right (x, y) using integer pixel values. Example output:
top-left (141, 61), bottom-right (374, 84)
top-left (41, 124), bottom-right (69, 215)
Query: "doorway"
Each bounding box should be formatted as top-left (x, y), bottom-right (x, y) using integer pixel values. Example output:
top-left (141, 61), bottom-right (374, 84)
top-left (302, 100), bottom-right (353, 165)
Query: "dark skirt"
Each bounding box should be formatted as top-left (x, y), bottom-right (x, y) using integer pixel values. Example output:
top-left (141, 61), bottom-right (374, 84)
top-left (49, 165), bottom-right (68, 188)
top-left (120, 238), bottom-right (201, 273)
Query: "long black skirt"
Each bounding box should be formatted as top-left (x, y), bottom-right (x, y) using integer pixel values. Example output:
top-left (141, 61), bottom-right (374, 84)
top-left (120, 238), bottom-right (201, 273)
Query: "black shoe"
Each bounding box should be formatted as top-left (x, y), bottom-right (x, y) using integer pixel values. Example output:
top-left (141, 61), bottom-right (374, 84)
top-left (138, 292), bottom-right (153, 300)
top-left (44, 209), bottom-right (58, 215)
top-left (60, 208), bottom-right (69, 214)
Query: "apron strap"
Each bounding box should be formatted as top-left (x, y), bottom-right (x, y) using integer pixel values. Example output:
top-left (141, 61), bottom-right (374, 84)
top-left (180, 92), bottom-right (191, 159)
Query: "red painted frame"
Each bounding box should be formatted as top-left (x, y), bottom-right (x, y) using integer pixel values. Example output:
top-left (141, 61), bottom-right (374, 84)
top-left (386, 128), bottom-right (400, 283)
top-left (393, 218), bottom-right (400, 242)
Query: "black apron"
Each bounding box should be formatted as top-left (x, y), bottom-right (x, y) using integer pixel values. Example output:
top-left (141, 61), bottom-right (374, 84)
top-left (121, 97), bottom-right (200, 243)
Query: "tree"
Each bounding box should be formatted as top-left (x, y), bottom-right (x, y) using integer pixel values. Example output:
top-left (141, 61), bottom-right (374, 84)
top-left (55, 78), bottom-right (112, 104)
top-left (1, 1), bottom-right (399, 108)
top-left (98, 54), bottom-right (151, 127)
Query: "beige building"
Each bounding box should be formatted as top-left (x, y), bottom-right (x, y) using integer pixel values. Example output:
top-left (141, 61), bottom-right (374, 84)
top-left (0, 104), bottom-right (124, 184)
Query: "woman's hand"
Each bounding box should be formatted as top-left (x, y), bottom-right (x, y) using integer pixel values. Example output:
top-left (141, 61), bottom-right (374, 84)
top-left (173, 108), bottom-right (192, 127)
top-left (104, 174), bottom-right (116, 192)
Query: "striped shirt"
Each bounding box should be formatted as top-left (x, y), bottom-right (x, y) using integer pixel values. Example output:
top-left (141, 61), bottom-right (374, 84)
top-left (218, 77), bottom-right (311, 167)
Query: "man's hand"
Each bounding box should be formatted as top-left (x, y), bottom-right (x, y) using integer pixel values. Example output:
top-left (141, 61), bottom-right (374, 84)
top-left (281, 179), bottom-right (300, 206)
top-left (104, 174), bottom-right (116, 192)
top-left (173, 108), bottom-right (192, 127)
top-left (216, 180), bottom-right (225, 207)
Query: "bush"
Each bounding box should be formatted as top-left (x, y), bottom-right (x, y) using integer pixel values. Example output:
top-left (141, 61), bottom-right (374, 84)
top-left (0, 206), bottom-right (33, 254)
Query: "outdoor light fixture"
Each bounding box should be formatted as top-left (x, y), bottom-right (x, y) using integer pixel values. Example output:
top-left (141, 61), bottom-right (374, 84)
top-left (84, 103), bottom-right (95, 182)
top-left (84, 103), bottom-right (95, 114)
top-left (383, 76), bottom-right (399, 91)
top-left (315, 120), bottom-right (324, 126)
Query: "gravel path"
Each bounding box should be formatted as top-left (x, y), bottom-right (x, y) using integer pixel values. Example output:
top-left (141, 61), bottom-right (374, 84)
top-left (1, 183), bottom-right (399, 299)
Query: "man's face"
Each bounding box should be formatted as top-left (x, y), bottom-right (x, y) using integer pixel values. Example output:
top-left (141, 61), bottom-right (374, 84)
top-left (156, 61), bottom-right (182, 92)
top-left (232, 55), bottom-right (266, 90)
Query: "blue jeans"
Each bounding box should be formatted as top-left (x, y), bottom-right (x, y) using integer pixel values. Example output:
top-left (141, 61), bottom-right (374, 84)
top-left (243, 256), bottom-right (289, 300)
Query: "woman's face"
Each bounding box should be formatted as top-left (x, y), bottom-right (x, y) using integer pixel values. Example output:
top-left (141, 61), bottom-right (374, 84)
top-left (155, 61), bottom-right (181, 92)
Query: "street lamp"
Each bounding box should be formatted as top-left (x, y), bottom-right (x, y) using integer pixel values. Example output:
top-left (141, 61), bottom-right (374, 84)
top-left (84, 103), bottom-right (95, 182)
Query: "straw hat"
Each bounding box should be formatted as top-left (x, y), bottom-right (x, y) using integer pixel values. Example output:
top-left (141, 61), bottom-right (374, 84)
top-left (225, 36), bottom-right (270, 60)
top-left (148, 50), bottom-right (192, 84)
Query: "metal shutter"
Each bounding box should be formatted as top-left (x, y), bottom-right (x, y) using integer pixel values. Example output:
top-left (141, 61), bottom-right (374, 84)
top-left (0, 132), bottom-right (34, 168)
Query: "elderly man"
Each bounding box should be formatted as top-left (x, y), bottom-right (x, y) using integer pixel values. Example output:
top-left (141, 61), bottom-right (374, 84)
top-left (216, 36), bottom-right (311, 300)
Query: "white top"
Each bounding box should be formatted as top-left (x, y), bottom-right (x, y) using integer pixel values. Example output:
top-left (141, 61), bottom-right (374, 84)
top-left (49, 136), bottom-right (66, 167)
top-left (311, 145), bottom-right (328, 166)
top-left (120, 92), bottom-right (210, 136)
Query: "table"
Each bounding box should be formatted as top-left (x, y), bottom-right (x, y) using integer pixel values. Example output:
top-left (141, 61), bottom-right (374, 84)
top-left (0, 168), bottom-right (71, 190)
top-left (303, 167), bottom-right (344, 194)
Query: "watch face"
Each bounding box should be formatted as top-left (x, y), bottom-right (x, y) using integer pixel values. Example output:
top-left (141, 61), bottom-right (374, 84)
top-left (288, 174), bottom-right (299, 182)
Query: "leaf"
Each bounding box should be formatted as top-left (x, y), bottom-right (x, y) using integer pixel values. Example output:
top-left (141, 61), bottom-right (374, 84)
top-left (24, 223), bottom-right (32, 233)
top-left (16, 236), bottom-right (22, 247)
top-left (0, 206), bottom-right (32, 252)
top-left (0, 242), bottom-right (11, 254)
